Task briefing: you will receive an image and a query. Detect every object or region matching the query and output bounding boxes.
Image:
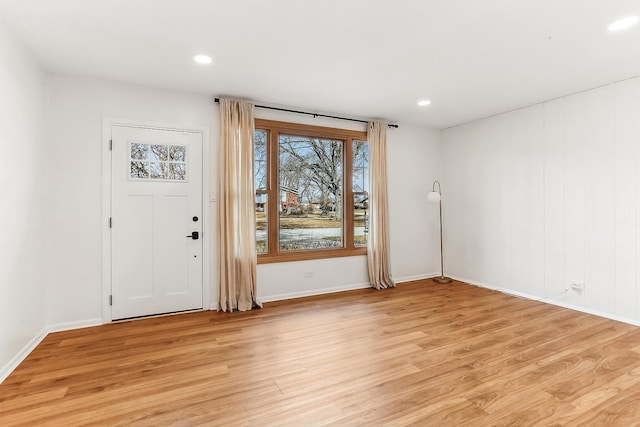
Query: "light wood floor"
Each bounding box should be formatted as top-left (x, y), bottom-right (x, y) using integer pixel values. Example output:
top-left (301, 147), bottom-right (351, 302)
top-left (2, 280), bottom-right (640, 426)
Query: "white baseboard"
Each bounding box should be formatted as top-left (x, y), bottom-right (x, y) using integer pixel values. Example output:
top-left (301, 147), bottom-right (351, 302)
top-left (450, 275), bottom-right (640, 328)
top-left (395, 272), bottom-right (440, 284)
top-left (257, 272), bottom-right (439, 304)
top-left (0, 318), bottom-right (105, 384)
top-left (0, 327), bottom-right (48, 384)
top-left (259, 282), bottom-right (372, 303)
top-left (449, 275), bottom-right (499, 291)
top-left (47, 318), bottom-right (103, 334)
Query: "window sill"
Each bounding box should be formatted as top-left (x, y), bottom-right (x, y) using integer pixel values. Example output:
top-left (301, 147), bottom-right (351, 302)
top-left (257, 247), bottom-right (367, 264)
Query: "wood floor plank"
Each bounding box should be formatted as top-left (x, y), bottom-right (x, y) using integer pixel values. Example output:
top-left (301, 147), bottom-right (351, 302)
top-left (1, 279), bottom-right (640, 425)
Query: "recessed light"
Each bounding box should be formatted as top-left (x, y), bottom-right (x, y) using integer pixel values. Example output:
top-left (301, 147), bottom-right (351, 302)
top-left (608, 16), bottom-right (639, 32)
top-left (417, 100), bottom-right (431, 107)
top-left (193, 54), bottom-right (212, 64)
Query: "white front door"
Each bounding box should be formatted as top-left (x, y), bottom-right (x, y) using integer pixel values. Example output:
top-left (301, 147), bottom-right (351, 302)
top-left (111, 125), bottom-right (203, 320)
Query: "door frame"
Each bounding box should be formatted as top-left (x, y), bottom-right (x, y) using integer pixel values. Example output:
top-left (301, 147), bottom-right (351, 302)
top-left (102, 118), bottom-right (210, 323)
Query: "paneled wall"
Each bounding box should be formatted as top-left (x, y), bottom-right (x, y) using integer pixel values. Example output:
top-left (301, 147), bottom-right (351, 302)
top-left (443, 77), bottom-right (640, 324)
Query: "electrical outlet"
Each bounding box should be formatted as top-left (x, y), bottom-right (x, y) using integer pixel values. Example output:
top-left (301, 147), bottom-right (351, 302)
top-left (304, 271), bottom-right (314, 279)
top-left (571, 281), bottom-right (585, 290)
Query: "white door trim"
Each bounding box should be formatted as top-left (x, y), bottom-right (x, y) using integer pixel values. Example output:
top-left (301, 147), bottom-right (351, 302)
top-left (102, 118), bottom-right (210, 323)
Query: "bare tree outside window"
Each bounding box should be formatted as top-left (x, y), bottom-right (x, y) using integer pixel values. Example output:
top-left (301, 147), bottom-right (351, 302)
top-left (129, 142), bottom-right (187, 181)
top-left (277, 136), bottom-right (343, 251)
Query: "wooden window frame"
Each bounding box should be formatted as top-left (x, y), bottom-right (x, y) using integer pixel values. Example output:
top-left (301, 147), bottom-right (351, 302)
top-left (256, 119), bottom-right (367, 264)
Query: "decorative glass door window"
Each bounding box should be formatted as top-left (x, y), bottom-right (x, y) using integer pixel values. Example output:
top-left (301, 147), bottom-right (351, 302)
top-left (129, 142), bottom-right (187, 181)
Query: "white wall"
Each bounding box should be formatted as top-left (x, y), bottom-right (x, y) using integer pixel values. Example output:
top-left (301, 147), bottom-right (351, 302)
top-left (0, 19), bottom-right (47, 379)
top-left (443, 76), bottom-right (640, 324)
top-left (45, 75), bottom-right (442, 325)
top-left (387, 124), bottom-right (442, 282)
top-left (253, 113), bottom-right (442, 301)
top-left (45, 75), bottom-right (216, 325)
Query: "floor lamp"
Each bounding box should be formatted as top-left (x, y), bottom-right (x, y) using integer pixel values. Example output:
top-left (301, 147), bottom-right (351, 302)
top-left (428, 181), bottom-right (452, 284)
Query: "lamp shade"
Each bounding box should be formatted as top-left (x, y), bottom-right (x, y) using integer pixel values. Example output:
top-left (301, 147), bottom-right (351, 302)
top-left (427, 191), bottom-right (441, 203)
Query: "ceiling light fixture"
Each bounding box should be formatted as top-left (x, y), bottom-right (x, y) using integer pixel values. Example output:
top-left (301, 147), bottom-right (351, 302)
top-left (608, 15), bottom-right (639, 32)
top-left (193, 54), bottom-right (213, 64)
top-left (417, 100), bottom-right (431, 107)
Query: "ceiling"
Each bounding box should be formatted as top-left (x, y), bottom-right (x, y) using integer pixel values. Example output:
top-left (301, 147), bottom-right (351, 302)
top-left (1, 0), bottom-right (639, 129)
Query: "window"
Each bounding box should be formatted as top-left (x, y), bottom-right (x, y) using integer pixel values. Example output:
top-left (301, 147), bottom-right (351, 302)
top-left (352, 140), bottom-right (369, 247)
top-left (255, 120), bottom-right (368, 263)
top-left (129, 142), bottom-right (187, 181)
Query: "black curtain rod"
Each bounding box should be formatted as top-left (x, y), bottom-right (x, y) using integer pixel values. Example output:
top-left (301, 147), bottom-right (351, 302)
top-left (214, 98), bottom-right (399, 129)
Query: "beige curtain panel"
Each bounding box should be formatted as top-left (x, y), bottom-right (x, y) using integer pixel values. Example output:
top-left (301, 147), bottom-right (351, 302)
top-left (217, 98), bottom-right (260, 311)
top-left (367, 121), bottom-right (395, 290)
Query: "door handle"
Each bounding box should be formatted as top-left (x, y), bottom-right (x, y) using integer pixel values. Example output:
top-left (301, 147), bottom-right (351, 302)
top-left (186, 231), bottom-right (199, 240)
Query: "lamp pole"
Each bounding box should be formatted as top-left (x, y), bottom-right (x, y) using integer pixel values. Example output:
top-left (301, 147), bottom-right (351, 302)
top-left (431, 181), bottom-right (452, 284)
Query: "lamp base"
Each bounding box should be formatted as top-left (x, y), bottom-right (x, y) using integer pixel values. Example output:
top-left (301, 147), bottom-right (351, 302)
top-left (433, 276), bottom-right (452, 284)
